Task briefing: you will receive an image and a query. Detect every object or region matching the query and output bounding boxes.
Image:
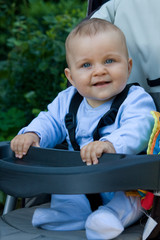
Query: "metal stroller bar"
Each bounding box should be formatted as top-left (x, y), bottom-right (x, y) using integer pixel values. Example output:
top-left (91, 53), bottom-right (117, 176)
top-left (3, 195), bottom-right (17, 215)
top-left (87, 0), bottom-right (110, 16)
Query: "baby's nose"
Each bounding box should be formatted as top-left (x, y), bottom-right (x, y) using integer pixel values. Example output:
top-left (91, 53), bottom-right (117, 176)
top-left (93, 64), bottom-right (107, 76)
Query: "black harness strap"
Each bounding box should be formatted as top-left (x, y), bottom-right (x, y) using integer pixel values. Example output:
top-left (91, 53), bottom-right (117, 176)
top-left (65, 92), bottom-right (83, 151)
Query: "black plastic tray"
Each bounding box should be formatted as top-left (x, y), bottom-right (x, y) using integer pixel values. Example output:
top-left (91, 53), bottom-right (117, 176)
top-left (0, 142), bottom-right (160, 197)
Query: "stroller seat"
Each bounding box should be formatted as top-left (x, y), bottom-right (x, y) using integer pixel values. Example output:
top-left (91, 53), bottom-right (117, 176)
top-left (0, 202), bottom-right (144, 240)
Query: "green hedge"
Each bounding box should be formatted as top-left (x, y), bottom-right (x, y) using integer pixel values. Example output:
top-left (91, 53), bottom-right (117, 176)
top-left (0, 0), bottom-right (87, 141)
top-left (0, 0), bottom-right (87, 208)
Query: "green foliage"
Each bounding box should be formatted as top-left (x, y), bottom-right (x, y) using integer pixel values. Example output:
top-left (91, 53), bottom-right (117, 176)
top-left (0, 0), bottom-right (87, 207)
top-left (0, 108), bottom-right (26, 141)
top-left (0, 0), bottom-right (87, 137)
top-left (0, 190), bottom-right (6, 213)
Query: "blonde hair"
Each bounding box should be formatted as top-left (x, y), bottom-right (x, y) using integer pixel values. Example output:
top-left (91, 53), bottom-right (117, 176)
top-left (65, 18), bottom-right (129, 66)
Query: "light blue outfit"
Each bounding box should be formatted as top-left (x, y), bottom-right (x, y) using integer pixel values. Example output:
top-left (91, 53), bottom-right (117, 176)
top-left (19, 85), bottom-right (156, 239)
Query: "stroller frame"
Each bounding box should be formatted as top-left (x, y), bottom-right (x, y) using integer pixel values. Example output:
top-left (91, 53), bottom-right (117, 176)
top-left (1, 0), bottom-right (160, 239)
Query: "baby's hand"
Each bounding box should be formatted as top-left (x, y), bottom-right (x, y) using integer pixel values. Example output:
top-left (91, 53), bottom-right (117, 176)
top-left (10, 132), bottom-right (40, 158)
top-left (80, 141), bottom-right (116, 166)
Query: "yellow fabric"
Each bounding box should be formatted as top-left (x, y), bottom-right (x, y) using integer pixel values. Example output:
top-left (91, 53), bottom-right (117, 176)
top-left (125, 190), bottom-right (140, 197)
top-left (147, 111), bottom-right (160, 154)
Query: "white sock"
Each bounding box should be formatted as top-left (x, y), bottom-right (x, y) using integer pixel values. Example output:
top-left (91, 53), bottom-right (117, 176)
top-left (85, 208), bottom-right (124, 239)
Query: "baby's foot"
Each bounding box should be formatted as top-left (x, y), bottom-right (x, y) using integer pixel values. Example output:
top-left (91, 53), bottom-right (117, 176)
top-left (32, 194), bottom-right (92, 231)
top-left (85, 208), bottom-right (124, 239)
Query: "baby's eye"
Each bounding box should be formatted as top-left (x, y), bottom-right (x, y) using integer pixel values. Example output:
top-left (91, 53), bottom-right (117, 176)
top-left (105, 59), bottom-right (114, 64)
top-left (82, 63), bottom-right (91, 68)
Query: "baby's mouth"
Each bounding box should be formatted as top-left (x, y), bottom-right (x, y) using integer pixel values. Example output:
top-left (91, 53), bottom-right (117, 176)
top-left (93, 81), bottom-right (111, 86)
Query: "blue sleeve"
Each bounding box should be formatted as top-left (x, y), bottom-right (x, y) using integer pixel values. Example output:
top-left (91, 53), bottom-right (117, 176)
top-left (100, 86), bottom-right (156, 154)
top-left (19, 87), bottom-right (77, 148)
top-left (19, 96), bottom-right (66, 148)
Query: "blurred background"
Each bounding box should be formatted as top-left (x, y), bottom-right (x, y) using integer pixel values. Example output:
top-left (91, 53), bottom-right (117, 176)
top-left (0, 0), bottom-right (87, 213)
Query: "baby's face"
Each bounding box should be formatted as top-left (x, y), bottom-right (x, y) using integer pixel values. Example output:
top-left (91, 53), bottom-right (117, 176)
top-left (65, 31), bottom-right (132, 108)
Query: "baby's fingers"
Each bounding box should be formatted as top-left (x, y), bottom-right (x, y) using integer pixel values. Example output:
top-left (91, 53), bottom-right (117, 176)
top-left (90, 151), bottom-right (99, 165)
top-left (11, 135), bottom-right (32, 158)
top-left (81, 146), bottom-right (92, 165)
top-left (81, 141), bottom-right (108, 165)
top-left (81, 144), bottom-right (99, 165)
top-left (11, 138), bottom-right (24, 158)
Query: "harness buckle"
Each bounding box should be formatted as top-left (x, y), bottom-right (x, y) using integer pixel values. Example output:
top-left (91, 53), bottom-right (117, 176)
top-left (65, 113), bottom-right (76, 130)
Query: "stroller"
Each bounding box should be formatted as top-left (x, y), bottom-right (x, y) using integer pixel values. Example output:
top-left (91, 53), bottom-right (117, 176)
top-left (1, 0), bottom-right (160, 239)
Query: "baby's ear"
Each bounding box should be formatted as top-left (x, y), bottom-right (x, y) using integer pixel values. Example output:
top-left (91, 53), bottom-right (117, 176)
top-left (64, 68), bottom-right (75, 86)
top-left (128, 58), bottom-right (132, 76)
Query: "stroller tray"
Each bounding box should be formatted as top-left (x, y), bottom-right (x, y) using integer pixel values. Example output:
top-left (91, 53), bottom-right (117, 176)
top-left (0, 141), bottom-right (160, 198)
